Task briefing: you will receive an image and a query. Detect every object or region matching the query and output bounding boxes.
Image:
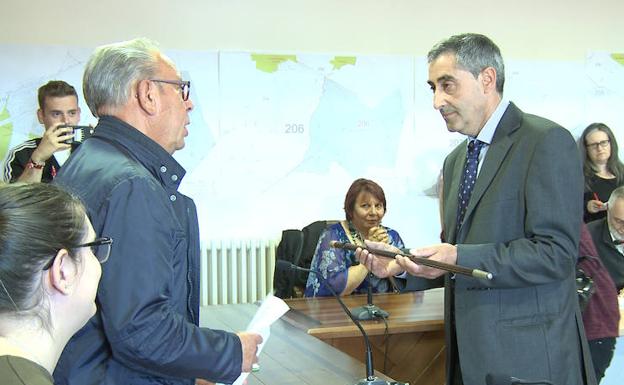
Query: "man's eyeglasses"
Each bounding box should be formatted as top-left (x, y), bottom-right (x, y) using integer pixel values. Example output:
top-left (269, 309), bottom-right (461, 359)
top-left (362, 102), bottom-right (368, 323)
top-left (586, 139), bottom-right (610, 151)
top-left (42, 237), bottom-right (113, 270)
top-left (150, 79), bottom-right (191, 101)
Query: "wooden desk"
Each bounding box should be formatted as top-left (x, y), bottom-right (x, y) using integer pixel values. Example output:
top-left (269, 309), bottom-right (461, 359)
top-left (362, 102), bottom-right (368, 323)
top-left (200, 303), bottom-right (396, 385)
top-left (282, 288), bottom-right (446, 385)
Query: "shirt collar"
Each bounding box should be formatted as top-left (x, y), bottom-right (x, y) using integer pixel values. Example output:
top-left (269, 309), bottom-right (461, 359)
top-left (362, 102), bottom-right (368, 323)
top-left (608, 224), bottom-right (623, 242)
top-left (469, 98), bottom-right (510, 144)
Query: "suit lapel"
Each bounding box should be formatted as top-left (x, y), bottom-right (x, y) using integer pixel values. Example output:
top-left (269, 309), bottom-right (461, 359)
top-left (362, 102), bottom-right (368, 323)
top-left (456, 103), bottom-right (522, 240)
top-left (462, 136), bottom-right (513, 223)
top-left (445, 142), bottom-right (468, 243)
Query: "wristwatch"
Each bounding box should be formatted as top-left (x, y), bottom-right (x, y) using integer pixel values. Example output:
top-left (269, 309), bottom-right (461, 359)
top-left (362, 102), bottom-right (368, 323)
top-left (26, 159), bottom-right (45, 170)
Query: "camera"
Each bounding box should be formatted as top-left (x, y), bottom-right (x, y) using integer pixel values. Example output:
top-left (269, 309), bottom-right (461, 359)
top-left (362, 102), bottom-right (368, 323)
top-left (60, 125), bottom-right (95, 144)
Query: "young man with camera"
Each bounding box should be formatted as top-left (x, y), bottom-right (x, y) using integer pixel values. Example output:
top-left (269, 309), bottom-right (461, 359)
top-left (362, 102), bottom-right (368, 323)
top-left (2, 80), bottom-right (84, 183)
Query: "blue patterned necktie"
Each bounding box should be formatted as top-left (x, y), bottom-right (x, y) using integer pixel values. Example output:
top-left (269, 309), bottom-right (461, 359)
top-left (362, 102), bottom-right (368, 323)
top-left (456, 139), bottom-right (485, 232)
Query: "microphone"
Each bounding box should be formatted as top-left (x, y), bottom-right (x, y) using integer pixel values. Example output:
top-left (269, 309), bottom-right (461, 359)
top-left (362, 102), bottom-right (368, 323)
top-left (330, 240), bottom-right (493, 280)
top-left (485, 373), bottom-right (554, 385)
top-left (350, 271), bottom-right (389, 321)
top-left (276, 260), bottom-right (405, 385)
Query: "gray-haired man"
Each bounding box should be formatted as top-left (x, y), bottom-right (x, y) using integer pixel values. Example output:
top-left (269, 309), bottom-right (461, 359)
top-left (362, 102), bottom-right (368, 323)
top-left (588, 185), bottom-right (624, 292)
top-left (53, 38), bottom-right (262, 385)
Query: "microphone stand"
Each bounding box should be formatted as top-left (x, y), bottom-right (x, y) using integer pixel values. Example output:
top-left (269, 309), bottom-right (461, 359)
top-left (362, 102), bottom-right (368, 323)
top-left (277, 261), bottom-right (405, 385)
top-left (350, 272), bottom-right (389, 320)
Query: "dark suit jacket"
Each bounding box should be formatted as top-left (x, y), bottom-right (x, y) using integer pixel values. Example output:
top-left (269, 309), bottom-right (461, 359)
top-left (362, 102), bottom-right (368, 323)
top-left (587, 218), bottom-right (624, 291)
top-left (421, 102), bottom-right (594, 385)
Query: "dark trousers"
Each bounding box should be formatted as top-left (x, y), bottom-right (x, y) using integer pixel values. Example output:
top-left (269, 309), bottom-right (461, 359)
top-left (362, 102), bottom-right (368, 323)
top-left (588, 337), bottom-right (617, 383)
top-left (449, 339), bottom-right (463, 385)
top-left (449, 286), bottom-right (463, 385)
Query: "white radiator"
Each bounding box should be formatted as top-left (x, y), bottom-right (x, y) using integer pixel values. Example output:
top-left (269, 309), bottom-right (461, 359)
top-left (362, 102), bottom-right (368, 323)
top-left (200, 239), bottom-right (278, 306)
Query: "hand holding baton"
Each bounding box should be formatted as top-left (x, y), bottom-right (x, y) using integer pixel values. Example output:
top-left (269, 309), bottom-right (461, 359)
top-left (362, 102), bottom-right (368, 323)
top-left (330, 240), bottom-right (493, 280)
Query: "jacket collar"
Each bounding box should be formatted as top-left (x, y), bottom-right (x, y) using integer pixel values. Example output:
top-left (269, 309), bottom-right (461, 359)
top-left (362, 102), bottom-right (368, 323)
top-left (600, 218), bottom-right (621, 251)
top-left (93, 116), bottom-right (186, 191)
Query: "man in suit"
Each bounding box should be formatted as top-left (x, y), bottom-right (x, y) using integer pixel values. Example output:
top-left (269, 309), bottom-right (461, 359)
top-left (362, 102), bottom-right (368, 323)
top-left (357, 33), bottom-right (595, 385)
top-left (587, 185), bottom-right (624, 292)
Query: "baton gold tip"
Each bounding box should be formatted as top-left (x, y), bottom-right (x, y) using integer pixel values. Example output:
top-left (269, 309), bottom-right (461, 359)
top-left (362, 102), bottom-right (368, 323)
top-left (472, 269), bottom-right (493, 280)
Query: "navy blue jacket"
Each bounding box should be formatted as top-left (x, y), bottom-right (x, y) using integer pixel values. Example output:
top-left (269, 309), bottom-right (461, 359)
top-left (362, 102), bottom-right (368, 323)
top-left (53, 116), bottom-right (242, 385)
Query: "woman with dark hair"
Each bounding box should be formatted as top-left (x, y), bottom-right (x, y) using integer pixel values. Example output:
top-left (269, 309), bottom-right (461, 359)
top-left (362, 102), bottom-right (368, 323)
top-left (304, 178), bottom-right (405, 297)
top-left (579, 122), bottom-right (624, 222)
top-left (0, 183), bottom-right (109, 385)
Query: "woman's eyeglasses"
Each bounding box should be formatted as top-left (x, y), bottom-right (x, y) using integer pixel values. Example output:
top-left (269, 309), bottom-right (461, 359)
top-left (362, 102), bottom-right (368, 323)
top-left (586, 139), bottom-right (610, 151)
top-left (42, 237), bottom-right (113, 270)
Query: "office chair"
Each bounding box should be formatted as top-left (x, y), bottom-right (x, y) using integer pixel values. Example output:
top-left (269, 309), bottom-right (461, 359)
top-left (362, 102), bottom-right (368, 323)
top-left (273, 220), bottom-right (339, 298)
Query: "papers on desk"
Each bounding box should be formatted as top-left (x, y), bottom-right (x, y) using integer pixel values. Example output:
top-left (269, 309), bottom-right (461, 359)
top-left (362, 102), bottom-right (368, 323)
top-left (218, 293), bottom-right (290, 385)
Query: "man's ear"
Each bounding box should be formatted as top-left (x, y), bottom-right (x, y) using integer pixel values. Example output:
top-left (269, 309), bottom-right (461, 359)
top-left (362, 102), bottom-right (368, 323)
top-left (480, 67), bottom-right (497, 94)
top-left (37, 108), bottom-right (45, 124)
top-left (48, 249), bottom-right (78, 296)
top-left (135, 79), bottom-right (159, 116)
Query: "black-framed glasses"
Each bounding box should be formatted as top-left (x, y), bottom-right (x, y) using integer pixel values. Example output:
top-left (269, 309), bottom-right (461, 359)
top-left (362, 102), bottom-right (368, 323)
top-left (42, 237), bottom-right (113, 270)
top-left (586, 139), bottom-right (610, 151)
top-left (149, 79), bottom-right (191, 101)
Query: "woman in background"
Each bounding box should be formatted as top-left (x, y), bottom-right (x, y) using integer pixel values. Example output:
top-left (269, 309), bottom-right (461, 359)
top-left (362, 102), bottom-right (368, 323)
top-left (305, 178), bottom-right (405, 297)
top-left (0, 183), bottom-right (109, 384)
top-left (579, 123), bottom-right (624, 223)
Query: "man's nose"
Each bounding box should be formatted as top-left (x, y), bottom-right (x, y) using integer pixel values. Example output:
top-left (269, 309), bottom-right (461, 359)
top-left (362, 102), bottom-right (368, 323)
top-left (185, 98), bottom-right (194, 112)
top-left (433, 90), bottom-right (445, 110)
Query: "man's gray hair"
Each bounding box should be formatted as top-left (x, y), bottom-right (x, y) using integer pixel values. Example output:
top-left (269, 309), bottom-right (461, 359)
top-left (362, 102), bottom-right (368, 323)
top-left (83, 38), bottom-right (161, 117)
top-left (608, 185), bottom-right (624, 208)
top-left (427, 33), bottom-right (505, 94)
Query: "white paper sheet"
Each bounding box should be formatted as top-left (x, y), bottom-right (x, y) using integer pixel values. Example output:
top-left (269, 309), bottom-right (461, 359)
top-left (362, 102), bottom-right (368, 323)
top-left (218, 293), bottom-right (290, 385)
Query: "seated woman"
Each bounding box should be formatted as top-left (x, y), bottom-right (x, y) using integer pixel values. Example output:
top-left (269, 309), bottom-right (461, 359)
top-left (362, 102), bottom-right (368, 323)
top-left (579, 123), bottom-right (624, 223)
top-left (0, 183), bottom-right (109, 385)
top-left (305, 178), bottom-right (404, 297)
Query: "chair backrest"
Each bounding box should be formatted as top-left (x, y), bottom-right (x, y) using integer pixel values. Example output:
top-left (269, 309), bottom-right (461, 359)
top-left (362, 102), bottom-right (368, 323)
top-left (273, 229), bottom-right (304, 298)
top-left (273, 220), bottom-right (339, 298)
